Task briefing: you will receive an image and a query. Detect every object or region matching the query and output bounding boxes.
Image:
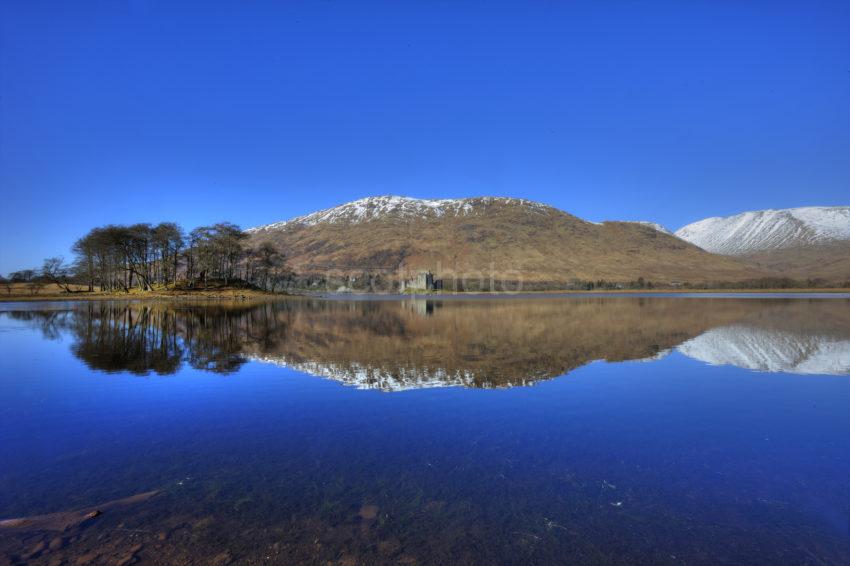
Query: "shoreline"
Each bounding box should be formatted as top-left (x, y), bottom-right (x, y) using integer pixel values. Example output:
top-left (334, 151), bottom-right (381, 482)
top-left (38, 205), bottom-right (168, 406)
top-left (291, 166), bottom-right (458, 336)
top-left (2, 287), bottom-right (849, 303)
top-left (0, 289), bottom-right (286, 303)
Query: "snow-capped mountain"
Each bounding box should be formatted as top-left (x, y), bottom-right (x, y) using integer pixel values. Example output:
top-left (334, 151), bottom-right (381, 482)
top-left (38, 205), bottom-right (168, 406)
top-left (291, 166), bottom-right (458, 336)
top-left (247, 196), bottom-right (553, 232)
top-left (245, 195), bottom-right (758, 284)
top-left (677, 326), bottom-right (850, 375)
top-left (674, 206), bottom-right (850, 255)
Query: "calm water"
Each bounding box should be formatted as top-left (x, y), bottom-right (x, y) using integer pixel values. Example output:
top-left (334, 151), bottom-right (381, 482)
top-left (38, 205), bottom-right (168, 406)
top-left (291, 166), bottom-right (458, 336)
top-left (1, 297), bottom-right (849, 565)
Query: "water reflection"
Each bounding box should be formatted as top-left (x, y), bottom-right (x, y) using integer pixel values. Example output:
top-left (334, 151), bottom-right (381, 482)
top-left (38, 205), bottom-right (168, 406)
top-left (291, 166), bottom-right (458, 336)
top-left (5, 297), bottom-right (849, 387)
top-left (2, 298), bottom-right (849, 565)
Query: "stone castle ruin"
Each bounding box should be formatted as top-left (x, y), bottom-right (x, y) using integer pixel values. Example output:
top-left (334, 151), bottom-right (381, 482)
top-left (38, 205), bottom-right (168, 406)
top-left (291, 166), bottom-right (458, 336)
top-left (399, 271), bottom-right (442, 292)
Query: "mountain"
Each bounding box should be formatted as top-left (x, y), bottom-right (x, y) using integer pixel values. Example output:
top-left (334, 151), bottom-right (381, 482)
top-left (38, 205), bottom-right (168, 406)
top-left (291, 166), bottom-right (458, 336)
top-left (674, 206), bottom-right (850, 280)
top-left (248, 196), bottom-right (761, 287)
top-left (675, 206), bottom-right (850, 255)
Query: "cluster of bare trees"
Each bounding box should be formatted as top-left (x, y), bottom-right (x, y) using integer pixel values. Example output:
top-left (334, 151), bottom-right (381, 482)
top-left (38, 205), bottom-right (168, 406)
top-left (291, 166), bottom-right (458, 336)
top-left (184, 223), bottom-right (247, 287)
top-left (2, 221), bottom-right (292, 295)
top-left (71, 223), bottom-right (190, 291)
top-left (244, 242), bottom-right (292, 292)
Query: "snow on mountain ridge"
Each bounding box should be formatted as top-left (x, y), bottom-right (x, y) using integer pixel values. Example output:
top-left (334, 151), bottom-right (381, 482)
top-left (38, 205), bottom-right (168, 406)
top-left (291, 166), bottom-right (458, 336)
top-left (674, 206), bottom-right (850, 255)
top-left (248, 199), bottom-right (848, 257)
top-left (247, 196), bottom-right (553, 232)
top-left (630, 221), bottom-right (671, 234)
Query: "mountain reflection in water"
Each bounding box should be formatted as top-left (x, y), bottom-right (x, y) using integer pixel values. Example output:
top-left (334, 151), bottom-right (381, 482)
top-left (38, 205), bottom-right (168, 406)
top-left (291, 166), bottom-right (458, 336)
top-left (7, 297), bottom-right (849, 389)
top-left (2, 297), bottom-right (849, 565)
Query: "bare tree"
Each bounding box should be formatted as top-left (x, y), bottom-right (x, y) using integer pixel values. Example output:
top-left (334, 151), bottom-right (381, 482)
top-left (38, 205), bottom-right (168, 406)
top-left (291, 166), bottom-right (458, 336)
top-left (42, 257), bottom-right (76, 293)
top-left (10, 269), bottom-right (36, 283)
top-left (251, 242), bottom-right (286, 291)
top-left (152, 222), bottom-right (184, 288)
top-left (184, 223), bottom-right (248, 287)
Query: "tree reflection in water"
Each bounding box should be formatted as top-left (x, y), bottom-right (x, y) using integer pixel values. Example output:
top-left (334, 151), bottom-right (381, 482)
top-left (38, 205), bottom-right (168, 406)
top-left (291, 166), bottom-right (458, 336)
top-left (5, 297), bottom-right (849, 386)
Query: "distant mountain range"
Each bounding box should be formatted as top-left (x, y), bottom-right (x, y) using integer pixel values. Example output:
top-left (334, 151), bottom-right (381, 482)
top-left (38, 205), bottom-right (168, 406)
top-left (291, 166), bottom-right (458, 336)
top-left (247, 197), bottom-right (849, 286)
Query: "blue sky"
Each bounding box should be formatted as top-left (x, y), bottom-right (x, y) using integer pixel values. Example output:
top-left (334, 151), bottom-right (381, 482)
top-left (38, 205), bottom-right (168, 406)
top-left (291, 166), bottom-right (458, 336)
top-left (1, 0), bottom-right (848, 273)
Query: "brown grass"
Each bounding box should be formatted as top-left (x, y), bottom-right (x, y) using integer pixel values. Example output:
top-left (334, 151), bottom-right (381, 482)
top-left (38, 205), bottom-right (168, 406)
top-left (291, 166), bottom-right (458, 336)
top-left (741, 242), bottom-right (850, 281)
top-left (0, 282), bottom-right (281, 302)
top-left (1, 282), bottom-right (844, 302)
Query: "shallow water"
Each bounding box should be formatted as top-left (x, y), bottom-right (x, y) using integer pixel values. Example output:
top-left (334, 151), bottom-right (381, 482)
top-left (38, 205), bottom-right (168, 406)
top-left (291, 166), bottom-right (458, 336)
top-left (1, 297), bottom-right (849, 564)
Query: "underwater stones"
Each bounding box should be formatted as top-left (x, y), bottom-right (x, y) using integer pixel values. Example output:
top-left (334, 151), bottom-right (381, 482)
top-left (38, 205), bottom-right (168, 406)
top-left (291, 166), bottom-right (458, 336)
top-left (23, 539), bottom-right (47, 560)
top-left (210, 550), bottom-right (233, 565)
top-left (113, 543), bottom-right (143, 566)
top-left (83, 510), bottom-right (101, 522)
top-left (357, 505), bottom-right (379, 521)
top-left (192, 516), bottom-right (215, 530)
top-left (75, 551), bottom-right (100, 565)
top-left (0, 491), bottom-right (157, 533)
top-left (378, 538), bottom-right (402, 556)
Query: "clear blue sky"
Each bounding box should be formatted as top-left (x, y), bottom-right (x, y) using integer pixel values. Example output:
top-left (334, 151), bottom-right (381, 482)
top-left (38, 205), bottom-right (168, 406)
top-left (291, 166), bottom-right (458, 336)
top-left (1, 1), bottom-right (848, 273)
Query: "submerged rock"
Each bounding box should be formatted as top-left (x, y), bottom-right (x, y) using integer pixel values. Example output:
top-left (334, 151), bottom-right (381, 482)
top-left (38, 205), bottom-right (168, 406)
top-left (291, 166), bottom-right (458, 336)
top-left (114, 543), bottom-right (143, 566)
top-left (0, 490), bottom-right (159, 532)
top-left (358, 505), bottom-right (379, 521)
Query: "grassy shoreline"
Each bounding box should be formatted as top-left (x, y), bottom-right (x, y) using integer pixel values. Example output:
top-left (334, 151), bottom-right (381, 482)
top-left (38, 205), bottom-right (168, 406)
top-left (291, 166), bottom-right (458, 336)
top-left (1, 287), bottom-right (848, 302)
top-left (400, 288), bottom-right (850, 296)
top-left (0, 286), bottom-right (285, 303)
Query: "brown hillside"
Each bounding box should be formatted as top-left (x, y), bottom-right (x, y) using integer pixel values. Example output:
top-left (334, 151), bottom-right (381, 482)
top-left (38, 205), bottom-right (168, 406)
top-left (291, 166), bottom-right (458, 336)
top-left (248, 197), bottom-right (764, 286)
top-left (740, 241), bottom-right (850, 282)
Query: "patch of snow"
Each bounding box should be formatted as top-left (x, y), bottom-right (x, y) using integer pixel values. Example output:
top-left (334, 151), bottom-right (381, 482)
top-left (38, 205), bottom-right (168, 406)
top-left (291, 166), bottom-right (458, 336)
top-left (674, 206), bottom-right (850, 255)
top-left (246, 196), bottom-right (554, 232)
top-left (630, 221), bottom-right (672, 235)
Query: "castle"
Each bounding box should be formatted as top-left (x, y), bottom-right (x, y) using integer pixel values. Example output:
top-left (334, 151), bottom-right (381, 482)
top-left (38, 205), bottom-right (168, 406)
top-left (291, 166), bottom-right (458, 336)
top-left (399, 271), bottom-right (441, 292)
